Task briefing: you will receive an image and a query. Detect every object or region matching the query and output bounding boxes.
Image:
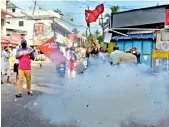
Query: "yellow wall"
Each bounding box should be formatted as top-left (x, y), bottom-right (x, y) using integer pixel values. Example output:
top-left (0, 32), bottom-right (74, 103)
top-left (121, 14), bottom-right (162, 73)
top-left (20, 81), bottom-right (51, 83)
top-left (107, 42), bottom-right (115, 54)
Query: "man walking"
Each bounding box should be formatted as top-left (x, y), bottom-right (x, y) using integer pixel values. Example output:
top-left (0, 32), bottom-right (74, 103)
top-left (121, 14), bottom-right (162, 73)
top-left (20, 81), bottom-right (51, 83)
top-left (15, 39), bottom-right (35, 98)
top-left (1, 46), bottom-right (11, 84)
top-left (109, 47), bottom-right (124, 65)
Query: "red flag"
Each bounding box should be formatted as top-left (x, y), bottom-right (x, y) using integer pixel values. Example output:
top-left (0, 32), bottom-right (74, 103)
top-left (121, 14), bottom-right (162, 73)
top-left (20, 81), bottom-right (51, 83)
top-left (36, 37), bottom-right (66, 64)
top-left (85, 3), bottom-right (104, 24)
top-left (166, 9), bottom-right (169, 26)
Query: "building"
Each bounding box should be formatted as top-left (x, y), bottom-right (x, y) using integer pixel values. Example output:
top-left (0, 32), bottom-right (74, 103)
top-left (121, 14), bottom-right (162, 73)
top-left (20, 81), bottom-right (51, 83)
top-left (107, 4), bottom-right (169, 66)
top-left (6, 2), bottom-right (72, 55)
top-left (1, 0), bottom-right (15, 47)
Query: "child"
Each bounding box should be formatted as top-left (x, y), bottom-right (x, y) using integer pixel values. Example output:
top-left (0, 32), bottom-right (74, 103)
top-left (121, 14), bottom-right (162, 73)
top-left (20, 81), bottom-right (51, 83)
top-left (59, 61), bottom-right (66, 77)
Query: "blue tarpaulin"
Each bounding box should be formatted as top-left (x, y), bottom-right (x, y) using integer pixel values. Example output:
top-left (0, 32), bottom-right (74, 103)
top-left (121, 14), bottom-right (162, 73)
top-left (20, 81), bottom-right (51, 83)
top-left (111, 33), bottom-right (156, 41)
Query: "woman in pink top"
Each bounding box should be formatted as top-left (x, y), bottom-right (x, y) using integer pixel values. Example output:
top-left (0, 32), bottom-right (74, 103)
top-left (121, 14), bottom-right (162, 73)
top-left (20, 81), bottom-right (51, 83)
top-left (67, 47), bottom-right (76, 79)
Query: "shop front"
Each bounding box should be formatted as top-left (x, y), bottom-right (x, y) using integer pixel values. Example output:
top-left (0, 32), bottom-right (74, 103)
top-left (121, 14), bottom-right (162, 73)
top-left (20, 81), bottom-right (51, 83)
top-left (112, 33), bottom-right (156, 66)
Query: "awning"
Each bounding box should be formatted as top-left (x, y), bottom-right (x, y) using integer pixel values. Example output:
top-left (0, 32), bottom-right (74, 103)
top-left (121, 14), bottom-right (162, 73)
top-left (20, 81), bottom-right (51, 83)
top-left (111, 33), bottom-right (156, 41)
top-left (1, 40), bottom-right (10, 47)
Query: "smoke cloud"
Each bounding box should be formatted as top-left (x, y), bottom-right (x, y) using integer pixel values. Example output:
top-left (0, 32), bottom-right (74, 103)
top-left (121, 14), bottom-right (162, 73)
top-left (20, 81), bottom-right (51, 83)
top-left (29, 58), bottom-right (169, 127)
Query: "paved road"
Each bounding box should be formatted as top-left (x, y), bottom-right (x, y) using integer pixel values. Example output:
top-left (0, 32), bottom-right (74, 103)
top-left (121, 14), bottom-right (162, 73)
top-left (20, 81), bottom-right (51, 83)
top-left (2, 62), bottom-right (169, 127)
top-left (1, 63), bottom-right (73, 127)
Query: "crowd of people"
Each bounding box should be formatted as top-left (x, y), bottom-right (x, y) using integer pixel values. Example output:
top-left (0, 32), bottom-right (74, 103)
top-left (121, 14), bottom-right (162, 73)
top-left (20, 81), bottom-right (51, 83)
top-left (1, 37), bottom-right (141, 98)
top-left (109, 47), bottom-right (141, 65)
top-left (85, 45), bottom-right (141, 65)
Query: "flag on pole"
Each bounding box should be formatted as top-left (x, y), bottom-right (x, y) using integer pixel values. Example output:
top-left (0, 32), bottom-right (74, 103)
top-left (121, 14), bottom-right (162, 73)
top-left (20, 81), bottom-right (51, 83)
top-left (85, 3), bottom-right (104, 24)
top-left (36, 37), bottom-right (66, 64)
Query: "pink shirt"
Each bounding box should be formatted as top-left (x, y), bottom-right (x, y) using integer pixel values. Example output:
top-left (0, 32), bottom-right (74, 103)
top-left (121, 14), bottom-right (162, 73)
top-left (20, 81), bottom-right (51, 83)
top-left (16, 48), bottom-right (34, 70)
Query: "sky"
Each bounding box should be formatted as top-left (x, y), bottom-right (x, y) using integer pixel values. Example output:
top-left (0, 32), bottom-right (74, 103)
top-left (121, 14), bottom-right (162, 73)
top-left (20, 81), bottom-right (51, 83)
top-left (12, 0), bottom-right (169, 34)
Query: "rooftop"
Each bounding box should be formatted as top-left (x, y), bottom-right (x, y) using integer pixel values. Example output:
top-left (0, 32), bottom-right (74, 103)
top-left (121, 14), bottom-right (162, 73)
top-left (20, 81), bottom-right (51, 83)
top-left (113, 4), bottom-right (169, 15)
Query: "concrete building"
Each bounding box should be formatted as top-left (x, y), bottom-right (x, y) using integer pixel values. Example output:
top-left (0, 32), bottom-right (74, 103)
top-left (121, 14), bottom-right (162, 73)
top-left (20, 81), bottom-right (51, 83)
top-left (6, 1), bottom-right (72, 52)
top-left (107, 4), bottom-right (169, 66)
top-left (1, 0), bottom-right (16, 47)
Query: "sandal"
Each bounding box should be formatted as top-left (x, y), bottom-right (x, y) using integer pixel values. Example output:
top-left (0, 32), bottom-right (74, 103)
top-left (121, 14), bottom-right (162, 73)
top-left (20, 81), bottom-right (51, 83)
top-left (15, 94), bottom-right (22, 98)
top-left (28, 92), bottom-right (33, 96)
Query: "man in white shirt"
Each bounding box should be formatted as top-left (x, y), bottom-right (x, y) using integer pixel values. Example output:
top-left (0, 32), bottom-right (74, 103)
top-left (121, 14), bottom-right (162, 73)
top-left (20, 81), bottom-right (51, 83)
top-left (110, 47), bottom-right (125, 65)
top-left (1, 46), bottom-right (11, 84)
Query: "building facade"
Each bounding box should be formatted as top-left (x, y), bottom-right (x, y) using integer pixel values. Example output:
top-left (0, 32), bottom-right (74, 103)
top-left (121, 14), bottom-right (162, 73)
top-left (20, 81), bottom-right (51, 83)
top-left (6, 3), bottom-right (72, 51)
top-left (1, 0), bottom-right (16, 47)
top-left (108, 4), bottom-right (169, 66)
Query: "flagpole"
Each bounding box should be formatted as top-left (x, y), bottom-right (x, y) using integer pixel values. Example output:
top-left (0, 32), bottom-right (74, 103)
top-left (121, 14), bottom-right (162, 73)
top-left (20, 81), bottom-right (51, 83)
top-left (88, 6), bottom-right (92, 35)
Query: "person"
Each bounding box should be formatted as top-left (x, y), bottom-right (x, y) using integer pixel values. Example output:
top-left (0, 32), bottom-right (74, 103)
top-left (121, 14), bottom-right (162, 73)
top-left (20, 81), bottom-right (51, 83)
top-left (67, 47), bottom-right (76, 79)
top-left (132, 47), bottom-right (141, 64)
top-left (109, 47), bottom-right (125, 65)
top-left (99, 47), bottom-right (104, 61)
top-left (120, 51), bottom-right (137, 64)
top-left (15, 39), bottom-right (35, 98)
top-left (1, 46), bottom-right (11, 84)
top-left (13, 46), bottom-right (20, 85)
top-left (104, 50), bottom-right (110, 63)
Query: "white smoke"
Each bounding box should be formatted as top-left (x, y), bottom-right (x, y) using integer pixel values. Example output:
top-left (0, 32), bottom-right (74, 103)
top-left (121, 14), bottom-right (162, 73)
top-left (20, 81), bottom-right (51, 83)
top-left (29, 58), bottom-right (169, 127)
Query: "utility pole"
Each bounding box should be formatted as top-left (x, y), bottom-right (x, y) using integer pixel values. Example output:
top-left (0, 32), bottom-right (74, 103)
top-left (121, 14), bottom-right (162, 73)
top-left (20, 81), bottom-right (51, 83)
top-left (101, 14), bottom-right (104, 42)
top-left (32, 0), bottom-right (36, 15)
top-left (87, 6), bottom-right (91, 35)
top-left (51, 17), bottom-right (59, 48)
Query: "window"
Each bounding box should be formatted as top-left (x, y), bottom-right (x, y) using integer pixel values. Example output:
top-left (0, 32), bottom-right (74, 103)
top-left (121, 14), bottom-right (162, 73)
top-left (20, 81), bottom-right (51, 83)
top-left (18, 21), bottom-right (24, 27)
top-left (12, 8), bottom-right (15, 12)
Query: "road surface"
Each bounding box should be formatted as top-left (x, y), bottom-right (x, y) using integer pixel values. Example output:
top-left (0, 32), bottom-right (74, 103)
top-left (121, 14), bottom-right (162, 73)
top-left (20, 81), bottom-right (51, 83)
top-left (1, 62), bottom-right (70, 127)
top-left (2, 62), bottom-right (169, 127)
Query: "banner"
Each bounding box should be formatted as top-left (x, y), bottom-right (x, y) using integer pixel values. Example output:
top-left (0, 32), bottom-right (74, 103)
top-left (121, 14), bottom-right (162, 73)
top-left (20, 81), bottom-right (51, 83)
top-left (166, 9), bottom-right (169, 27)
top-left (36, 37), bottom-right (66, 64)
top-left (10, 32), bottom-right (21, 44)
top-left (33, 23), bottom-right (44, 45)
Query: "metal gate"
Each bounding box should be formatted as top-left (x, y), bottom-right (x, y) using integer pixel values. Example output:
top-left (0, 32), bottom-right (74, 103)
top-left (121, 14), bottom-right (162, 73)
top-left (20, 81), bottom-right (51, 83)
top-left (116, 40), bottom-right (155, 66)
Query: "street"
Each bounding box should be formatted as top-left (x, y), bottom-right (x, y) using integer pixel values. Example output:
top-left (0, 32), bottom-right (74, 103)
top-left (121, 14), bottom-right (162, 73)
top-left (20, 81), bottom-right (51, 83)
top-left (1, 62), bottom-right (67, 127)
top-left (1, 61), bottom-right (169, 127)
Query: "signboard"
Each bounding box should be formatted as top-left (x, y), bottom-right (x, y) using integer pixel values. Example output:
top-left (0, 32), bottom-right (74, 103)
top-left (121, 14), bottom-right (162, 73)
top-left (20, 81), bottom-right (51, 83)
top-left (104, 32), bottom-right (112, 43)
top-left (33, 23), bottom-right (44, 45)
top-left (152, 50), bottom-right (169, 59)
top-left (165, 9), bottom-right (169, 28)
top-left (160, 41), bottom-right (169, 50)
top-left (10, 32), bottom-right (21, 44)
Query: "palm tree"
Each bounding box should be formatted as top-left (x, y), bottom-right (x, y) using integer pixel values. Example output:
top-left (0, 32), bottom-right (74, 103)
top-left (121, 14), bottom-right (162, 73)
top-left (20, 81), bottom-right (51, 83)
top-left (72, 28), bottom-right (79, 34)
top-left (94, 30), bottom-right (101, 38)
top-left (110, 5), bottom-right (119, 14)
top-left (104, 6), bottom-right (119, 26)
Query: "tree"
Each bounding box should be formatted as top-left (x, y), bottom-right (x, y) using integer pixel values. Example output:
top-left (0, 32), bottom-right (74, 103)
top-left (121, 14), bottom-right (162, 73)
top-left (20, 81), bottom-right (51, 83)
top-left (94, 30), bottom-right (101, 38)
top-left (110, 5), bottom-right (119, 14)
top-left (72, 28), bottom-right (79, 34)
top-left (103, 5), bottom-right (119, 26)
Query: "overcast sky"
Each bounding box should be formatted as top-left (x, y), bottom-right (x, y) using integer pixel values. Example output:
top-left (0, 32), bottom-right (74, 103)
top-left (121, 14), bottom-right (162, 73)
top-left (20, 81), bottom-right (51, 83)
top-left (12, 0), bottom-right (169, 34)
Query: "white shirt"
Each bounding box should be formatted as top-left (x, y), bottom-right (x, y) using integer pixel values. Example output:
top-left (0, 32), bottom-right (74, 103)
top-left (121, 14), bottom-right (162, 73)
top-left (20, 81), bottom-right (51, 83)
top-left (2, 50), bottom-right (10, 65)
top-left (13, 49), bottom-right (19, 63)
top-left (110, 50), bottom-right (125, 65)
top-left (99, 52), bottom-right (105, 61)
top-left (104, 53), bottom-right (110, 61)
